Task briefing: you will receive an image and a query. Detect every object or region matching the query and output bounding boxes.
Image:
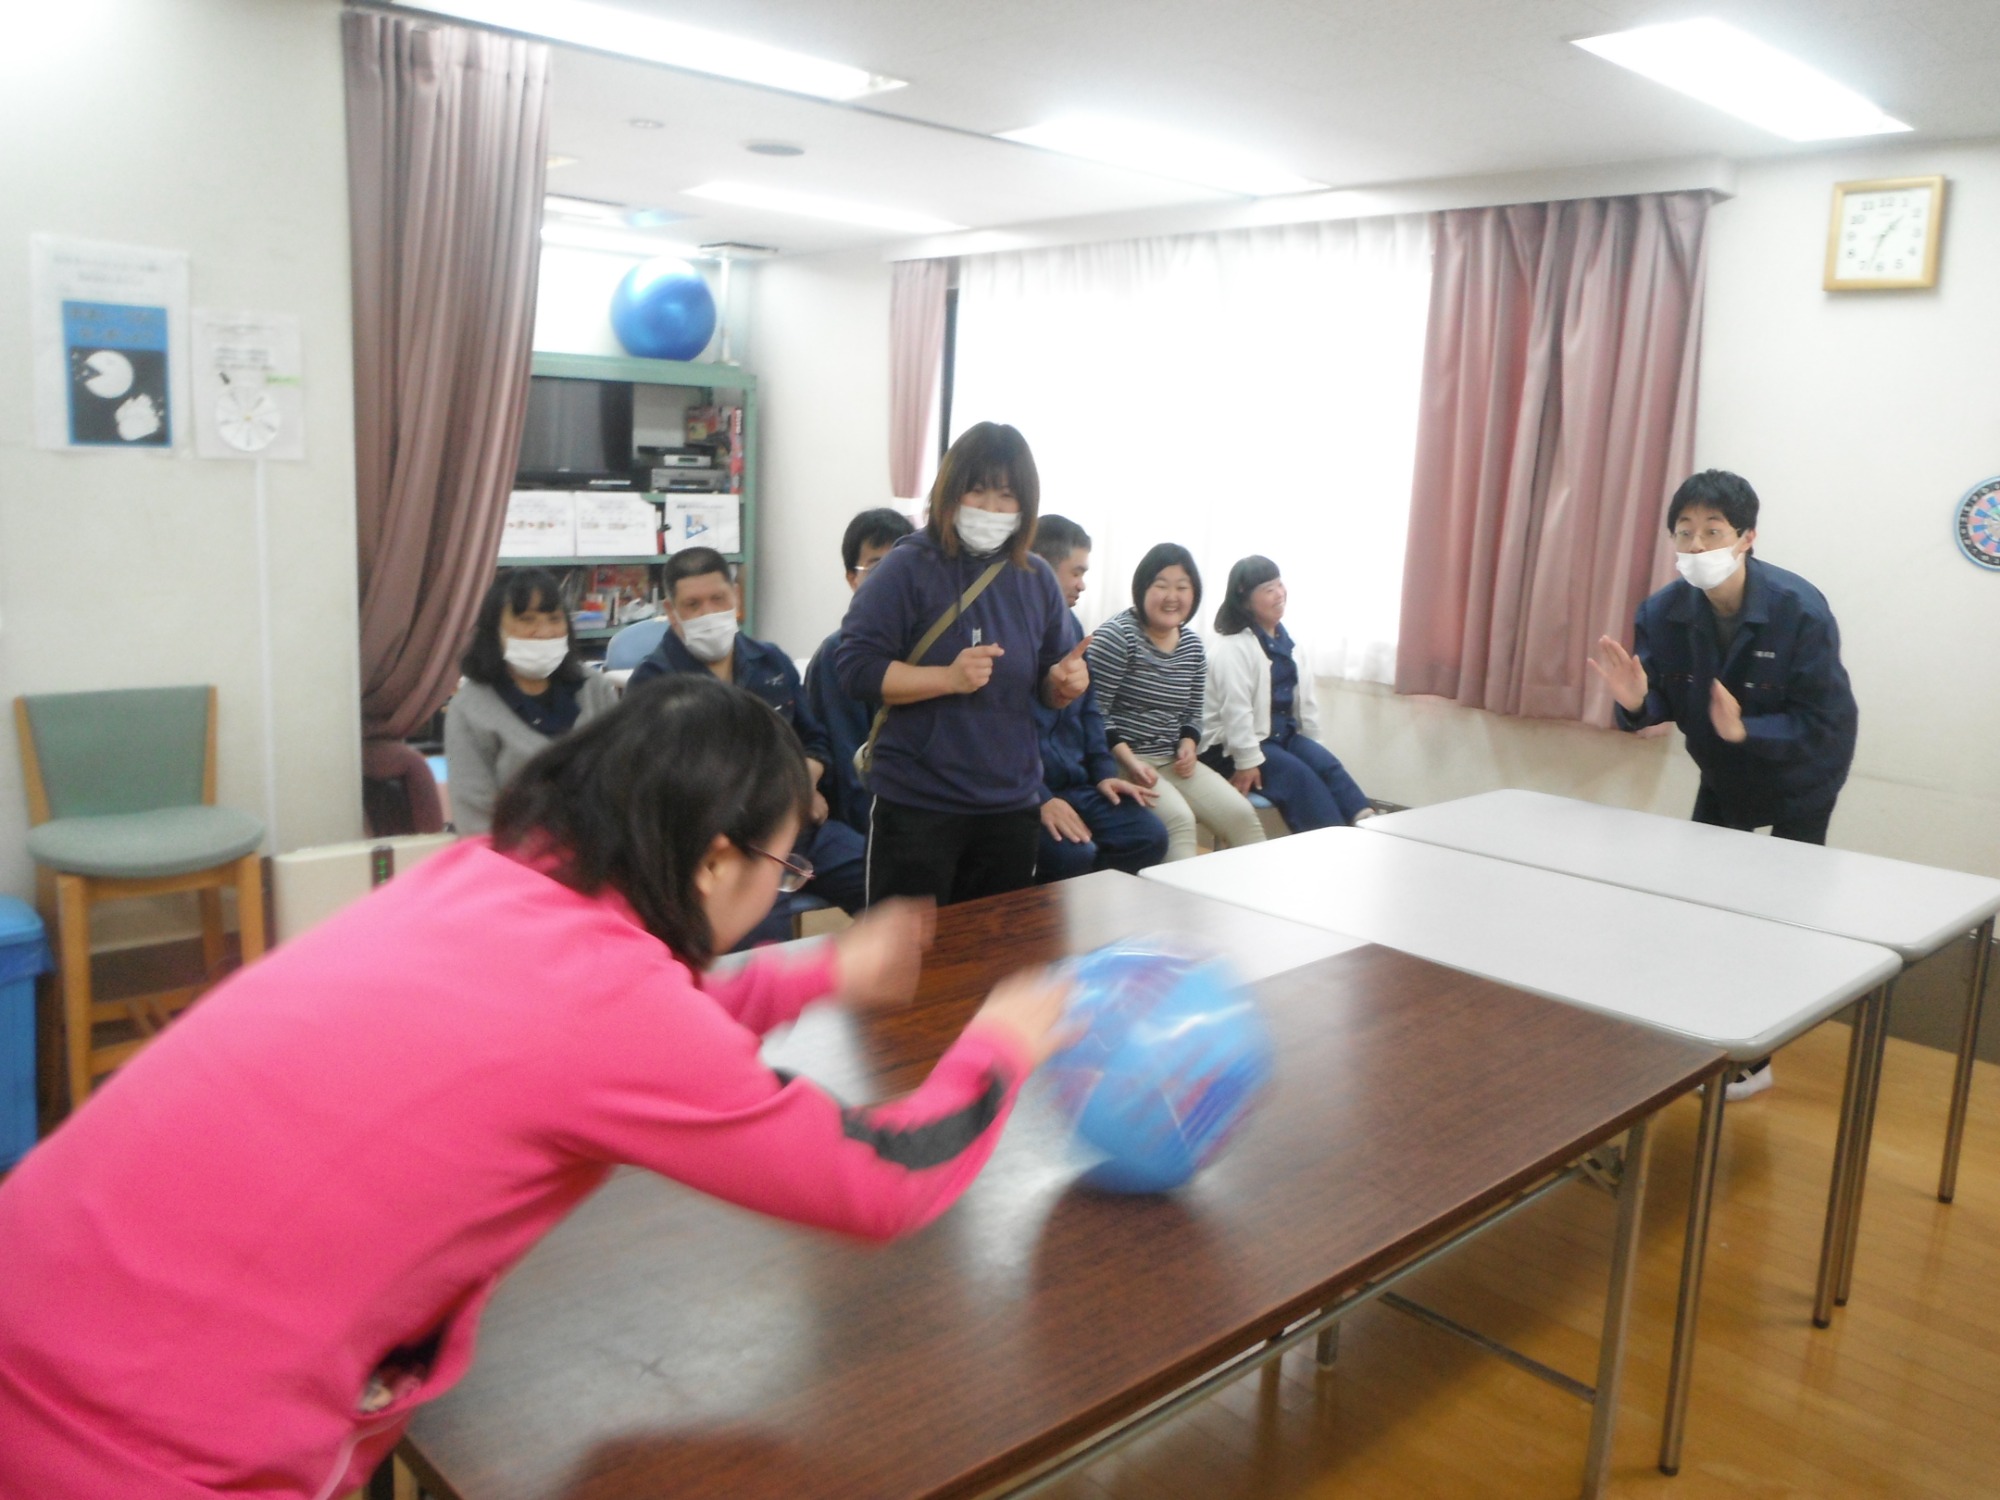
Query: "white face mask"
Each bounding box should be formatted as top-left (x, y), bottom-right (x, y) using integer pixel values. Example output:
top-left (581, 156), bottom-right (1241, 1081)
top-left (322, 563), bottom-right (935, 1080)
top-left (678, 609), bottom-right (739, 663)
top-left (1675, 544), bottom-right (1743, 591)
top-left (955, 506), bottom-right (1019, 556)
top-left (501, 634), bottom-right (569, 681)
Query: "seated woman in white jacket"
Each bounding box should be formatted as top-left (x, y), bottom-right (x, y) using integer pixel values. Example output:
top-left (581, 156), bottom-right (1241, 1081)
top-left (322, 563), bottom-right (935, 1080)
top-left (443, 569), bottom-right (620, 834)
top-left (1200, 556), bottom-right (1374, 830)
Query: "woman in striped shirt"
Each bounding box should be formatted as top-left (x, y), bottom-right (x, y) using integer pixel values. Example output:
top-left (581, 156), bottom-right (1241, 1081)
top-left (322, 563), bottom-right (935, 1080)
top-left (1086, 544), bottom-right (1266, 862)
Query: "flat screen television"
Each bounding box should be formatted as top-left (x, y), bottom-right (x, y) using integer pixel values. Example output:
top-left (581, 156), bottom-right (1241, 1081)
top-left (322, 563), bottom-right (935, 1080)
top-left (515, 376), bottom-right (636, 486)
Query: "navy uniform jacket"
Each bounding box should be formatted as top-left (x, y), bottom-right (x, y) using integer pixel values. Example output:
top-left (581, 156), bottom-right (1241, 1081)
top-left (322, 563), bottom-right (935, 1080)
top-left (1034, 611), bottom-right (1119, 799)
top-left (1616, 556), bottom-right (1858, 821)
top-left (835, 532), bottom-right (1069, 816)
top-left (804, 627), bottom-right (875, 837)
top-left (629, 627), bottom-right (833, 767)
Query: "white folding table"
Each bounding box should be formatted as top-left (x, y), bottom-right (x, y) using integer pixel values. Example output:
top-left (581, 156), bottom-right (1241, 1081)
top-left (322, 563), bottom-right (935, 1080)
top-left (1363, 789), bottom-right (2000, 1312)
top-left (1143, 829), bottom-right (1901, 1477)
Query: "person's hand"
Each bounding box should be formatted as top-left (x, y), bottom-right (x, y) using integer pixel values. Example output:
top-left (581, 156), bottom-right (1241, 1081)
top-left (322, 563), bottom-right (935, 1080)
top-left (1709, 679), bottom-right (1747, 743)
top-left (1044, 636), bottom-right (1092, 709)
top-left (1114, 748), bottom-right (1158, 789)
top-left (970, 968), bottom-right (1078, 1069)
top-left (803, 760), bottom-right (829, 827)
top-left (1230, 766), bottom-right (1261, 796)
top-left (1587, 635), bottom-right (1648, 714)
top-left (947, 643), bottom-right (1004, 695)
top-left (832, 899), bottom-right (934, 1011)
top-left (1097, 776), bottom-right (1157, 807)
top-left (1039, 796), bottom-right (1091, 843)
top-left (1171, 738), bottom-right (1198, 778)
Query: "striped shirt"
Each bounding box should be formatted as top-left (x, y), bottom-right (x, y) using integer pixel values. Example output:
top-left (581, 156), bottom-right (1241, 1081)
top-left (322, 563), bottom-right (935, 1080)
top-left (1086, 609), bottom-right (1206, 757)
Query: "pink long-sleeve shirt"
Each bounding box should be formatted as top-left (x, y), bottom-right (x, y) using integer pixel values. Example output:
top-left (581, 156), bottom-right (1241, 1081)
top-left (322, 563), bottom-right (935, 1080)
top-left (0, 840), bottom-right (1028, 1499)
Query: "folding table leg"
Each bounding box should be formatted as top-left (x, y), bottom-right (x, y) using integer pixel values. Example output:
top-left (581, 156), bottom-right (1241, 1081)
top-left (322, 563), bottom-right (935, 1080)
top-left (1659, 1071), bottom-right (1727, 1476)
top-left (1814, 987), bottom-right (1883, 1327)
top-left (1836, 982), bottom-right (1895, 1306)
top-left (1315, 1322), bottom-right (1341, 1369)
top-left (1582, 1116), bottom-right (1653, 1500)
top-left (1939, 917), bottom-right (1994, 1204)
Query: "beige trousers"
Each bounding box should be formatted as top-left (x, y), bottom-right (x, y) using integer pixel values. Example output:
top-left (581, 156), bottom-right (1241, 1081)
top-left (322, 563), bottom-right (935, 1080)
top-left (1137, 753), bottom-right (1268, 862)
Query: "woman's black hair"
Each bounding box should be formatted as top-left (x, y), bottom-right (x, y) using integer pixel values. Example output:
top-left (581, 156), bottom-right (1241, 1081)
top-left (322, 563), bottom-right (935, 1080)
top-left (1214, 555), bottom-right (1282, 636)
top-left (926, 421), bottom-right (1040, 568)
top-left (491, 674), bottom-right (813, 968)
top-left (1130, 543), bottom-right (1203, 625)
top-left (461, 569), bottom-right (587, 689)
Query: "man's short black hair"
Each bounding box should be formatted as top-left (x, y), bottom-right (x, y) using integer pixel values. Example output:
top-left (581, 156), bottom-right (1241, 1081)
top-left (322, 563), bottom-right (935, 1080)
top-left (1667, 470), bottom-right (1760, 534)
top-left (664, 546), bottom-right (734, 603)
top-left (841, 508), bottom-right (914, 574)
top-left (1031, 514), bottom-right (1092, 567)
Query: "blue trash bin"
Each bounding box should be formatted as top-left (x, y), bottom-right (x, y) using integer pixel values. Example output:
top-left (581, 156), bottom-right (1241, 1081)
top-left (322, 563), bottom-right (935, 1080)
top-left (0, 897), bottom-right (52, 1170)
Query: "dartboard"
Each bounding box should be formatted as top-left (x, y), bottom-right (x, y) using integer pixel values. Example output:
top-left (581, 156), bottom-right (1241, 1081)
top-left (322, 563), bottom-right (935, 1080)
top-left (1956, 477), bottom-right (2000, 572)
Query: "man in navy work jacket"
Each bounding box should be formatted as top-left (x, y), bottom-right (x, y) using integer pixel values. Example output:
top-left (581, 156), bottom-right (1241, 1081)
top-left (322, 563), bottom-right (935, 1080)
top-left (631, 546), bottom-right (867, 938)
top-left (803, 507), bottom-right (914, 839)
top-left (1592, 470), bottom-right (1859, 1099)
top-left (1028, 515), bottom-right (1169, 881)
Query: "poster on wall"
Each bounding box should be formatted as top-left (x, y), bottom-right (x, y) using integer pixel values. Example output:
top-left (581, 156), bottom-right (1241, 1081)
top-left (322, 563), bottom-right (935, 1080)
top-left (30, 235), bottom-right (191, 454)
top-left (190, 310), bottom-right (305, 461)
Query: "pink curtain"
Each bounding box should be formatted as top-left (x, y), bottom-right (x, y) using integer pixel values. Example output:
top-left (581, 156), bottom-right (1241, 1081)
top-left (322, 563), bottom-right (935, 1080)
top-left (344, 11), bottom-right (551, 743)
top-left (889, 259), bottom-right (949, 499)
top-left (1394, 192), bottom-right (1711, 726)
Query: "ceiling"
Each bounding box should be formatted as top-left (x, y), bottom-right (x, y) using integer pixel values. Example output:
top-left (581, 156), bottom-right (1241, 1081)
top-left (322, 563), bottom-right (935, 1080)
top-left (532, 0), bottom-right (2000, 256)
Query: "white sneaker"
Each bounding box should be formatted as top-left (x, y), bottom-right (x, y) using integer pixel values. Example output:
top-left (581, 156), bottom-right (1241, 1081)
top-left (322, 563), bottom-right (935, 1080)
top-left (1723, 1061), bottom-right (1775, 1102)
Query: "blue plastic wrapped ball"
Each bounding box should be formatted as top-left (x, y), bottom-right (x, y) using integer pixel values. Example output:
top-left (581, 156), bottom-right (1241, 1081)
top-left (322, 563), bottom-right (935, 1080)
top-left (609, 258), bottom-right (717, 361)
top-left (1045, 940), bottom-right (1274, 1193)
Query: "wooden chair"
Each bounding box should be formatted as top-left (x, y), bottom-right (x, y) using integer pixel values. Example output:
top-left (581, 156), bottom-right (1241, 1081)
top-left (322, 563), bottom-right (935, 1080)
top-left (14, 687), bottom-right (266, 1110)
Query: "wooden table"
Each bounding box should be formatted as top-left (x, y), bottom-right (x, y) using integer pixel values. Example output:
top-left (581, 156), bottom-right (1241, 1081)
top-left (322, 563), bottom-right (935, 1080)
top-left (1365, 789), bottom-right (2000, 1213)
top-left (401, 872), bottom-right (1720, 1500)
top-left (1141, 831), bottom-right (1901, 1476)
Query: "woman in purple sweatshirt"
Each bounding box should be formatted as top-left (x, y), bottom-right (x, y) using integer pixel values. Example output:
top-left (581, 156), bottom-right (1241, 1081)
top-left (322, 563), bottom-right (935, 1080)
top-left (837, 423), bottom-right (1091, 905)
top-left (0, 676), bottom-right (1067, 1499)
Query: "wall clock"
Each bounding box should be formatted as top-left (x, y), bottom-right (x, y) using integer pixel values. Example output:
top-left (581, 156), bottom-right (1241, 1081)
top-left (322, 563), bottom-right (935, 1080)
top-left (1825, 176), bottom-right (1945, 290)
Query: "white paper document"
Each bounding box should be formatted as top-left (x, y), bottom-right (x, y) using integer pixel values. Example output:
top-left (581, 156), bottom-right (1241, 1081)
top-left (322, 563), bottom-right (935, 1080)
top-left (191, 310), bottom-right (305, 461)
top-left (31, 236), bottom-right (191, 454)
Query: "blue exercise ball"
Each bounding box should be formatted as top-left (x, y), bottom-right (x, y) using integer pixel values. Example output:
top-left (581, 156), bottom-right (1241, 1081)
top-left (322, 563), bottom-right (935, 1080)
top-left (1045, 939), bottom-right (1274, 1194)
top-left (609, 258), bottom-right (717, 361)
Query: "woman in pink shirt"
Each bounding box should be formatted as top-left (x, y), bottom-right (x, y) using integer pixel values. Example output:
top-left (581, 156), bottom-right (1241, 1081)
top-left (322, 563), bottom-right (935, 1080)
top-left (0, 675), bottom-right (1067, 1500)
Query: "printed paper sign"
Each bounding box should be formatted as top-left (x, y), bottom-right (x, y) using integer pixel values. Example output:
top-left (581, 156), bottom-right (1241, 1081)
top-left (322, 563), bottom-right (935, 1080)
top-left (31, 236), bottom-right (191, 454)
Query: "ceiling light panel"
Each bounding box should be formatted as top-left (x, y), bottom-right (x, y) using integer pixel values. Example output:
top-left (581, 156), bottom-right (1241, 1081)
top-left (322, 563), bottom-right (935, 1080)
top-left (682, 181), bottom-right (965, 235)
top-left (1572, 19), bottom-right (1911, 142)
top-left (393, 0), bottom-right (905, 101)
top-left (997, 115), bottom-right (1325, 197)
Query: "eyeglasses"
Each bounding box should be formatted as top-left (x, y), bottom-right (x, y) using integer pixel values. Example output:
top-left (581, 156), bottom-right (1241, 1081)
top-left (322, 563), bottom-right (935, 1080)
top-left (746, 845), bottom-right (814, 893)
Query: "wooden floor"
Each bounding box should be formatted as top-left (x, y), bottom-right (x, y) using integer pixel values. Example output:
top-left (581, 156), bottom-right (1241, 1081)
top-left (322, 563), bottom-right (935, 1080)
top-left (1046, 1020), bottom-right (2000, 1500)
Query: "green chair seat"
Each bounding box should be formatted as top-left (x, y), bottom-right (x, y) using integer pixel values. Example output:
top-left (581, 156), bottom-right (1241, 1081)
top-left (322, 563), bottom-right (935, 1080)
top-left (25, 806), bottom-right (265, 880)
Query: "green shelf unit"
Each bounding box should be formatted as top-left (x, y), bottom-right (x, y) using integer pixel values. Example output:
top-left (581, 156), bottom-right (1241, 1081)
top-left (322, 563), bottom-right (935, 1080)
top-left (524, 351), bottom-right (759, 631)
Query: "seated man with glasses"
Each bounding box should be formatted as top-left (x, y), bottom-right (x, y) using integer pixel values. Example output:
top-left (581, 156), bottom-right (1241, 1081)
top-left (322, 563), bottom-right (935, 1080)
top-left (804, 508), bottom-right (916, 841)
top-left (632, 546), bottom-right (866, 945)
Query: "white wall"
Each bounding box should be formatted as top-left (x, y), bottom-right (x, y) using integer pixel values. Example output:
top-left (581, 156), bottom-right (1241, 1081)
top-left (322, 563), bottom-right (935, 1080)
top-left (0, 0), bottom-right (362, 923)
top-left (1694, 137), bottom-right (2000, 875)
top-left (742, 251), bottom-right (897, 657)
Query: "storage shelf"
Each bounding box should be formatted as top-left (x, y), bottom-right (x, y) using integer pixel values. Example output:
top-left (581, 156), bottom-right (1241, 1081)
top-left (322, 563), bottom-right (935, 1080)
top-left (497, 554), bottom-right (743, 568)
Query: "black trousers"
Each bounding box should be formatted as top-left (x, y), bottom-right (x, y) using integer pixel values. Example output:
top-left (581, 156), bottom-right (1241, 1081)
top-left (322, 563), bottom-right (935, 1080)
top-left (867, 799), bottom-right (1043, 906)
top-left (1691, 784), bottom-right (1833, 846)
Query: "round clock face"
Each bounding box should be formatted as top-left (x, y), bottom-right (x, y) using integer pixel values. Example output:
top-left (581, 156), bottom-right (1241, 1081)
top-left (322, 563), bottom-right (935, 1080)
top-left (1834, 186), bottom-right (1934, 281)
top-left (216, 386), bottom-right (281, 452)
top-left (1955, 477), bottom-right (2000, 573)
